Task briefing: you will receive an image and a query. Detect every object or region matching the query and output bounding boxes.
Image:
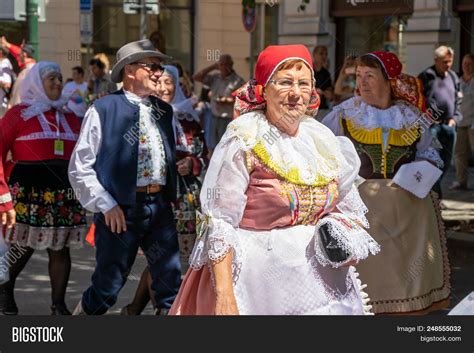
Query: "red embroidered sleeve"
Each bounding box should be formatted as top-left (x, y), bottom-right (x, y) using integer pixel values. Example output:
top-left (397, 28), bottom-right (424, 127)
top-left (0, 107), bottom-right (22, 211)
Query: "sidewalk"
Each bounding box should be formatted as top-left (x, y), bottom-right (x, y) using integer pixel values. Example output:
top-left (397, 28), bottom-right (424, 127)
top-left (435, 166), bottom-right (474, 314)
top-left (441, 166), bottom-right (474, 253)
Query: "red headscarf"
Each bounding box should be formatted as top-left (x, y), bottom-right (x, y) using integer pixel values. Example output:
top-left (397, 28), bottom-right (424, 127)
top-left (233, 45), bottom-right (320, 118)
top-left (362, 51), bottom-right (426, 112)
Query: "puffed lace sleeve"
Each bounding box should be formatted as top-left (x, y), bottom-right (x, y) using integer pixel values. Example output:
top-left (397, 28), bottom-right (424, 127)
top-left (333, 136), bottom-right (369, 228)
top-left (415, 128), bottom-right (444, 169)
top-left (320, 114), bottom-right (369, 227)
top-left (313, 134), bottom-right (380, 268)
top-left (188, 136), bottom-right (249, 283)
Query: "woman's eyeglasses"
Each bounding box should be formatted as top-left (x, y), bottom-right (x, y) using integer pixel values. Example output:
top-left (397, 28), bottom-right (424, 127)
top-left (268, 78), bottom-right (314, 93)
top-left (133, 62), bottom-right (165, 74)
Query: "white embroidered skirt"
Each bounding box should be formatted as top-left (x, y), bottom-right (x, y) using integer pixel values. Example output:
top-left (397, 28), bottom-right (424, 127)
top-left (233, 226), bottom-right (366, 315)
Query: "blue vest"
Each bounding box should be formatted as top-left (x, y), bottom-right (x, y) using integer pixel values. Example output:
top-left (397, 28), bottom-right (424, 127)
top-left (93, 90), bottom-right (176, 205)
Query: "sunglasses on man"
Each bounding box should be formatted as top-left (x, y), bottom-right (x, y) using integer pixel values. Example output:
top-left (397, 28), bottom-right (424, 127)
top-left (132, 62), bottom-right (165, 74)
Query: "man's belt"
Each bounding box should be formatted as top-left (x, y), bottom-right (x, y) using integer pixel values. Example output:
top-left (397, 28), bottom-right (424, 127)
top-left (136, 184), bottom-right (162, 194)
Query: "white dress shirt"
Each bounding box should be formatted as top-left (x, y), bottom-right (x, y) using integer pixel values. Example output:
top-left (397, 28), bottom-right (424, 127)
top-left (68, 90), bottom-right (168, 214)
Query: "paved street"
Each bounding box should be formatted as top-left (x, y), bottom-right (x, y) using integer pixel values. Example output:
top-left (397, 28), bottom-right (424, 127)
top-left (434, 166), bottom-right (474, 314)
top-left (9, 168), bottom-right (474, 315)
top-left (14, 245), bottom-right (154, 315)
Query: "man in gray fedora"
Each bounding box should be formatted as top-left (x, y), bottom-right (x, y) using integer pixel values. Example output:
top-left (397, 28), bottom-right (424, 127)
top-left (69, 39), bottom-right (181, 315)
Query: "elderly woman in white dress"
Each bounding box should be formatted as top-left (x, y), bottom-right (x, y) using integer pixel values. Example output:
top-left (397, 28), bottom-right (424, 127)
top-left (169, 45), bottom-right (380, 315)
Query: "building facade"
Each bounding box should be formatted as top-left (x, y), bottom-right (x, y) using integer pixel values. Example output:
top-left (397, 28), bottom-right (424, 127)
top-left (1, 0), bottom-right (472, 83)
top-left (279, 0), bottom-right (469, 78)
top-left (87, 0), bottom-right (254, 80)
top-left (0, 0), bottom-right (82, 76)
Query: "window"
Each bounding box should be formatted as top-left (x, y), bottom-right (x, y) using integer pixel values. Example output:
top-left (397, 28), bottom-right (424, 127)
top-left (336, 16), bottom-right (407, 76)
top-left (343, 16), bottom-right (402, 57)
top-left (87, 0), bottom-right (194, 73)
top-left (159, 0), bottom-right (194, 73)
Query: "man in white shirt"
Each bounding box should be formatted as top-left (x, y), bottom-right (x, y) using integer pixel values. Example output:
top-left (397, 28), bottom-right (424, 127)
top-left (62, 66), bottom-right (88, 121)
top-left (0, 46), bottom-right (13, 117)
top-left (69, 39), bottom-right (180, 315)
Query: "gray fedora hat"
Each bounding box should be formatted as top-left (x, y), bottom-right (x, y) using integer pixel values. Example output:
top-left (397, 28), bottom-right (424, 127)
top-left (110, 39), bottom-right (171, 83)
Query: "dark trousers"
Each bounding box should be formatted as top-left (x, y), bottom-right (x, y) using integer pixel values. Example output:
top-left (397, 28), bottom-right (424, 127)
top-left (431, 123), bottom-right (456, 198)
top-left (81, 192), bottom-right (181, 315)
top-left (213, 116), bottom-right (232, 146)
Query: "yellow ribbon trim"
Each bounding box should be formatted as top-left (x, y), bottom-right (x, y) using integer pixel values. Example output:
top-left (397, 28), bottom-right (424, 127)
top-left (252, 140), bottom-right (334, 186)
top-left (382, 146), bottom-right (387, 178)
top-left (345, 118), bottom-right (420, 147)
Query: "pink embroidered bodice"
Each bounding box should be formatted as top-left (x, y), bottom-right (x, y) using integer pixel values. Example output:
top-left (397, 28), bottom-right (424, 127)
top-left (239, 155), bottom-right (339, 230)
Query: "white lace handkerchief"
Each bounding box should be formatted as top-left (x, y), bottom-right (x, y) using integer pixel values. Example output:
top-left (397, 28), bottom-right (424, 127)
top-left (392, 161), bottom-right (442, 199)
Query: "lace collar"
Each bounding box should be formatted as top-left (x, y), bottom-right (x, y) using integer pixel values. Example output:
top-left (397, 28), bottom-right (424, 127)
top-left (224, 112), bottom-right (341, 186)
top-left (334, 96), bottom-right (421, 130)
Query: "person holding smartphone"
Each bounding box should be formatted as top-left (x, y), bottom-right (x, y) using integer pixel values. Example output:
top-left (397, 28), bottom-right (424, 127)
top-left (334, 56), bottom-right (357, 104)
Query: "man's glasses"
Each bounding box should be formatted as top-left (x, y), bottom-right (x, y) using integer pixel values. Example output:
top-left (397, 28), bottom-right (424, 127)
top-left (133, 62), bottom-right (165, 74)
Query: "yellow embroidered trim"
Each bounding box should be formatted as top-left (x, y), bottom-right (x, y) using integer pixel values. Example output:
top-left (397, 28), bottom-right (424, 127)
top-left (389, 127), bottom-right (420, 146)
top-left (345, 118), bottom-right (420, 147)
top-left (381, 145), bottom-right (387, 178)
top-left (252, 141), bottom-right (334, 186)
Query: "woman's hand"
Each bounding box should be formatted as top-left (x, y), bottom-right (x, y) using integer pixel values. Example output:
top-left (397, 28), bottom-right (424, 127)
top-left (177, 157), bottom-right (193, 176)
top-left (215, 292), bottom-right (239, 315)
top-left (1, 209), bottom-right (16, 229)
top-left (342, 258), bottom-right (359, 267)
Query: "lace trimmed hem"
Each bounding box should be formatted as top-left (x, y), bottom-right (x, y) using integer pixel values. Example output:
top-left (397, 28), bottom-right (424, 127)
top-left (5, 224), bottom-right (88, 250)
top-left (353, 269), bottom-right (374, 315)
top-left (0, 192), bottom-right (12, 204)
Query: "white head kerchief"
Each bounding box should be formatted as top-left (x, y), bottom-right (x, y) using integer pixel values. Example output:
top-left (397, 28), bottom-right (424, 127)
top-left (19, 61), bottom-right (69, 120)
top-left (163, 65), bottom-right (199, 122)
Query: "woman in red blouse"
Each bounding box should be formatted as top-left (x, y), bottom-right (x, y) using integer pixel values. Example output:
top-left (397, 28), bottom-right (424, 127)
top-left (0, 62), bottom-right (87, 315)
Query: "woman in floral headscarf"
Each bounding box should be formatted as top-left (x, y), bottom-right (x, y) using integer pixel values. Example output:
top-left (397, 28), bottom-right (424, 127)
top-left (169, 45), bottom-right (380, 315)
top-left (0, 62), bottom-right (87, 315)
top-left (323, 52), bottom-right (451, 315)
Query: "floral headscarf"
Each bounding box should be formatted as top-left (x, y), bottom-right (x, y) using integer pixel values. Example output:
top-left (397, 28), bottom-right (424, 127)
top-left (233, 45), bottom-right (320, 118)
top-left (361, 51), bottom-right (426, 112)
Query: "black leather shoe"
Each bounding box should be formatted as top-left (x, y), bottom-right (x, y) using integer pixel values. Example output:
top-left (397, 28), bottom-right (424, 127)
top-left (51, 303), bottom-right (72, 315)
top-left (0, 288), bottom-right (18, 315)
